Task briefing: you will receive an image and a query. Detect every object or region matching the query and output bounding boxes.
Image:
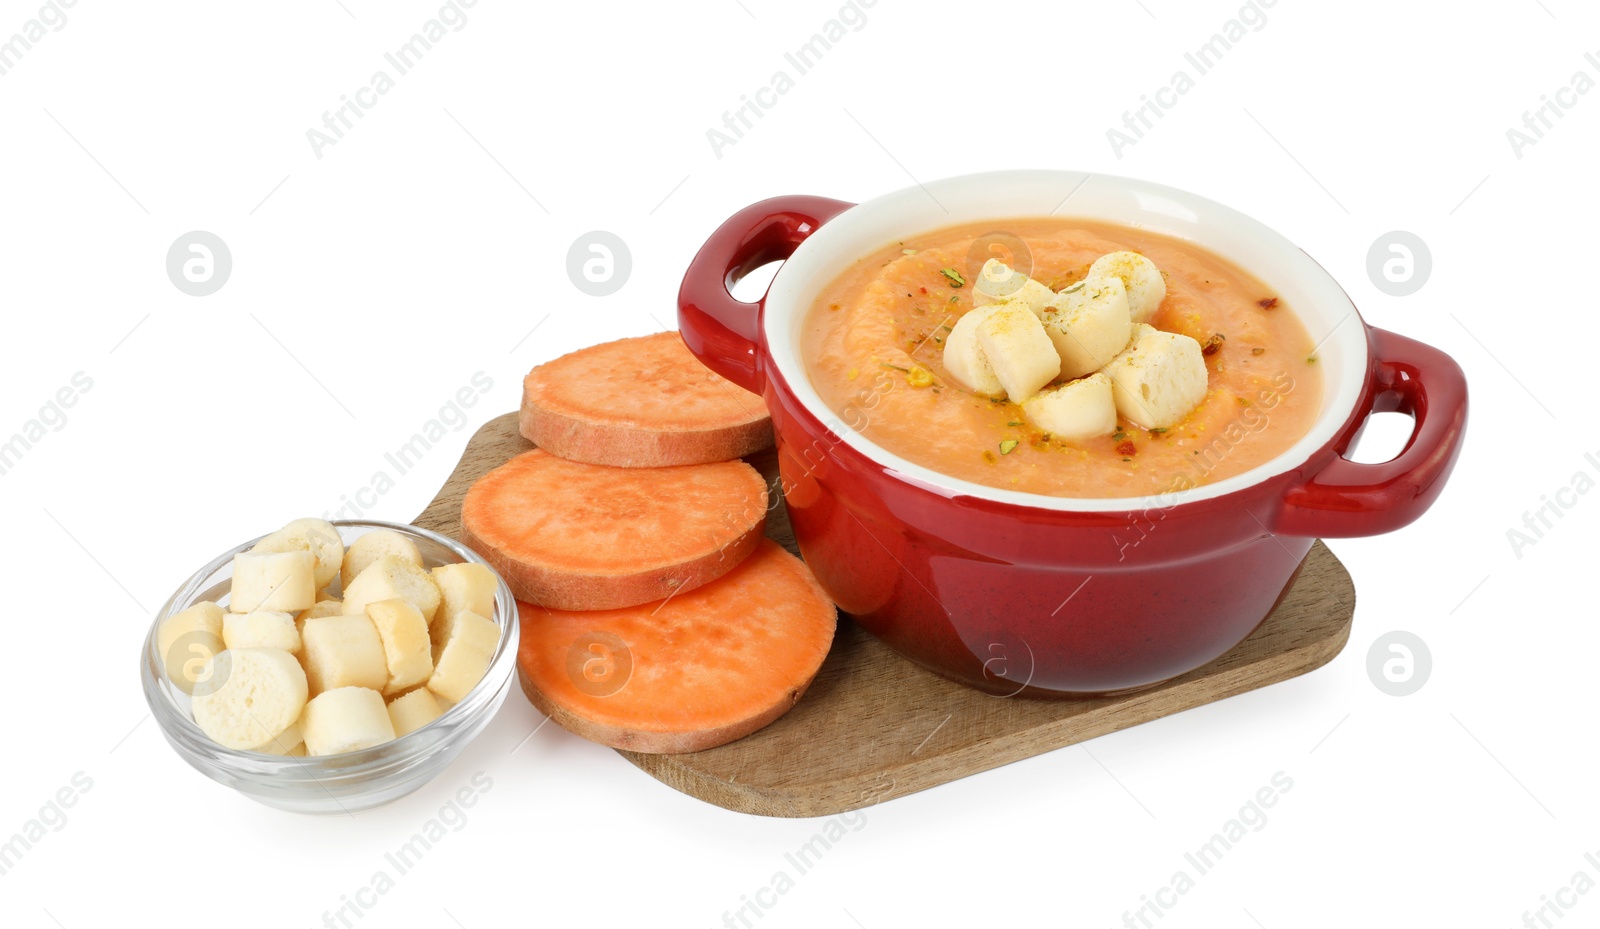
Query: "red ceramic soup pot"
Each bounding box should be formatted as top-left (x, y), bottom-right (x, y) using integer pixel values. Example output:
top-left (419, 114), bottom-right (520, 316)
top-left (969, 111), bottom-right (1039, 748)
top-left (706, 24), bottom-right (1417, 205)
top-left (678, 171), bottom-right (1467, 696)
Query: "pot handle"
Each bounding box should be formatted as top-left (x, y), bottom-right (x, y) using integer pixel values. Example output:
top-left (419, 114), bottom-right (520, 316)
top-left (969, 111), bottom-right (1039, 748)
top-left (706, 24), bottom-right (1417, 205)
top-left (1269, 326), bottom-right (1468, 538)
top-left (677, 196), bottom-right (855, 394)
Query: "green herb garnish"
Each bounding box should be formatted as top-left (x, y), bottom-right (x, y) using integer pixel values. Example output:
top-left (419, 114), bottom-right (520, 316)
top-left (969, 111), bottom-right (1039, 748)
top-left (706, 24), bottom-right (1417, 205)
top-left (999, 439), bottom-right (1019, 455)
top-left (940, 268), bottom-right (965, 287)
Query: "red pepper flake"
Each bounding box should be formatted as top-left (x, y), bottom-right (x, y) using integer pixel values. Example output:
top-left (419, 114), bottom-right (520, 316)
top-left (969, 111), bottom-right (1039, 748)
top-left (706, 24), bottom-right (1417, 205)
top-left (1257, 297), bottom-right (1279, 310)
top-left (918, 286), bottom-right (928, 295)
top-left (1115, 440), bottom-right (1137, 456)
top-left (1201, 333), bottom-right (1226, 356)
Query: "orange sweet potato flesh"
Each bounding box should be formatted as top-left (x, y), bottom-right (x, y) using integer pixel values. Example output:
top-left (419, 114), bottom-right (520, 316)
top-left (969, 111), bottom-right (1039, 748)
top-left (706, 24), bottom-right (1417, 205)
top-left (517, 539), bottom-right (837, 754)
top-left (461, 449), bottom-right (768, 611)
top-left (520, 331), bottom-right (773, 468)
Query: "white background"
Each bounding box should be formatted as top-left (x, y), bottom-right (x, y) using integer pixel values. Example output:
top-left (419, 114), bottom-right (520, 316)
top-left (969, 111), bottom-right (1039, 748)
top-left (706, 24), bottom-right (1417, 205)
top-left (2, 1), bottom-right (1594, 927)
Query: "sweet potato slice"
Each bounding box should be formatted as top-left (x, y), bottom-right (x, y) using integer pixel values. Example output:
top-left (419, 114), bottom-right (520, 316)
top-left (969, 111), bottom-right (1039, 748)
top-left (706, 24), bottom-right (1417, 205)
top-left (517, 540), bottom-right (836, 753)
top-left (461, 449), bottom-right (768, 611)
top-left (520, 331), bottom-right (773, 467)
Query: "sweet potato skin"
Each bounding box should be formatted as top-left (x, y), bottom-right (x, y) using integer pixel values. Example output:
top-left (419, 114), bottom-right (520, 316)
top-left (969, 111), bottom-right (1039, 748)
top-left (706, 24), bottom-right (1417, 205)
top-left (517, 672), bottom-right (814, 755)
top-left (518, 401), bottom-right (773, 469)
top-left (516, 540), bottom-right (837, 754)
top-left (465, 519), bottom-right (763, 613)
top-left (460, 449), bottom-right (768, 612)
top-left (519, 331), bottom-right (773, 468)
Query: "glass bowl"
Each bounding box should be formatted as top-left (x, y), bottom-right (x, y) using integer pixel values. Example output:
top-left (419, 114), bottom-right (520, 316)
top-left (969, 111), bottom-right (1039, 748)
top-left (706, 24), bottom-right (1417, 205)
top-left (139, 520), bottom-right (520, 814)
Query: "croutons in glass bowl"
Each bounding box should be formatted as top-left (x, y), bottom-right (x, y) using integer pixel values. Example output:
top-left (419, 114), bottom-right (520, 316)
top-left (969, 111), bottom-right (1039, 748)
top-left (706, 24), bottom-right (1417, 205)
top-left (140, 519), bottom-right (518, 813)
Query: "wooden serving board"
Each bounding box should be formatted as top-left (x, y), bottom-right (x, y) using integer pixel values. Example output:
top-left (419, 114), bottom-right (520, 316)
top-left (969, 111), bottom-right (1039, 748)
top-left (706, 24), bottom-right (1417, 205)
top-left (416, 413), bottom-right (1356, 818)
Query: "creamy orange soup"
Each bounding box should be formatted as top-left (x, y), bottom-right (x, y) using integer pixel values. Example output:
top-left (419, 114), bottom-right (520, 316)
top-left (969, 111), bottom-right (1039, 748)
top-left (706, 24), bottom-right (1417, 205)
top-left (800, 219), bottom-right (1323, 498)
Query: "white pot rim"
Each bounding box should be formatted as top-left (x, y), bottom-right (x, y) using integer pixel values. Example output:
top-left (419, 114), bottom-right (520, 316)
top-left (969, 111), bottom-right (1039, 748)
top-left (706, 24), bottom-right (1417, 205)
top-left (761, 170), bottom-right (1366, 513)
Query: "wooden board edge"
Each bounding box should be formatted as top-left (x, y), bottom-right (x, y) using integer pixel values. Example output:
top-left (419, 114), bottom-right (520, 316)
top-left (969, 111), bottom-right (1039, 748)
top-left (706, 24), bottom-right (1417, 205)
top-left (618, 544), bottom-right (1356, 818)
